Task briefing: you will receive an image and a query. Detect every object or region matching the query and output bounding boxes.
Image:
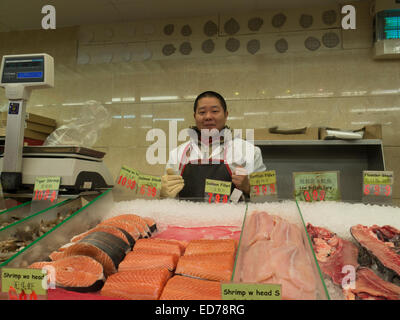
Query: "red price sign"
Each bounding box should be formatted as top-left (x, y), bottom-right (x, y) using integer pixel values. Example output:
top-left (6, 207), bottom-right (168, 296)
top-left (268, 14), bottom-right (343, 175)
top-left (8, 287), bottom-right (37, 300)
top-left (253, 183), bottom-right (276, 196)
top-left (207, 193), bottom-right (229, 204)
top-left (303, 189), bottom-right (326, 202)
top-left (33, 189), bottom-right (57, 202)
top-left (363, 184), bottom-right (392, 197)
top-left (117, 175), bottom-right (137, 191)
top-left (139, 185), bottom-right (158, 198)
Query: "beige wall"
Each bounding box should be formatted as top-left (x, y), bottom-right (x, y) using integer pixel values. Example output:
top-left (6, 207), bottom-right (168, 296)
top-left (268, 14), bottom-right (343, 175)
top-left (0, 1), bottom-right (399, 203)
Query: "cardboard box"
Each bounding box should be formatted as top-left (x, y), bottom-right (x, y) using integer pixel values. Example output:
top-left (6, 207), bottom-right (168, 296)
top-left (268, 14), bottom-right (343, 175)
top-left (0, 112), bottom-right (56, 127)
top-left (254, 127), bottom-right (319, 141)
top-left (319, 125), bottom-right (382, 140)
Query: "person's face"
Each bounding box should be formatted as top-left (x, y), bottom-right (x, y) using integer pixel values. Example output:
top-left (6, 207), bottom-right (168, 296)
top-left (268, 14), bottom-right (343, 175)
top-left (194, 97), bottom-right (228, 131)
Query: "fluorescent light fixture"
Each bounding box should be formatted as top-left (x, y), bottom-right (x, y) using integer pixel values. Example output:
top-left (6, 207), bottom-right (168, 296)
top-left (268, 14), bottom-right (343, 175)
top-left (244, 112), bottom-right (270, 116)
top-left (341, 91), bottom-right (368, 96)
top-left (141, 114), bottom-right (153, 118)
top-left (141, 96), bottom-right (179, 101)
top-left (122, 97), bottom-right (136, 102)
top-left (61, 102), bottom-right (84, 106)
top-left (112, 97), bottom-right (121, 102)
top-left (370, 89), bottom-right (399, 95)
top-left (351, 107), bottom-right (400, 113)
top-left (153, 118), bottom-right (185, 121)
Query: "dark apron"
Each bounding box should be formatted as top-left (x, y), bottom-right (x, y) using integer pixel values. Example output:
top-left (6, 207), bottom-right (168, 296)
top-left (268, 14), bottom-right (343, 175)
top-left (177, 143), bottom-right (234, 201)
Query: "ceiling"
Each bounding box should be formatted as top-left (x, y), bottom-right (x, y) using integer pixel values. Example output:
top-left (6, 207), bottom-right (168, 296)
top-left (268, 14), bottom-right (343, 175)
top-left (0, 0), bottom-right (353, 32)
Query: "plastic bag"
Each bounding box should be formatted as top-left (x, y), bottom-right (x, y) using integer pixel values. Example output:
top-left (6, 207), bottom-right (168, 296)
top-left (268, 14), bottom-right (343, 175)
top-left (44, 100), bottom-right (111, 147)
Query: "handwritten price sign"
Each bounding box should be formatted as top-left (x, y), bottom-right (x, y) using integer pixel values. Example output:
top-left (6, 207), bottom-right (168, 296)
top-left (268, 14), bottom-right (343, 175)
top-left (204, 179), bottom-right (231, 204)
top-left (137, 174), bottom-right (161, 199)
top-left (116, 166), bottom-right (139, 192)
top-left (362, 171), bottom-right (393, 204)
top-left (33, 176), bottom-right (60, 203)
top-left (293, 171), bottom-right (340, 202)
top-left (1, 267), bottom-right (47, 300)
top-left (249, 170), bottom-right (278, 202)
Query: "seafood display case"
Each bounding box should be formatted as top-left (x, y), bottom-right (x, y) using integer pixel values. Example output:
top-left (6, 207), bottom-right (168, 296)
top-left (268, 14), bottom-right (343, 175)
top-left (296, 200), bottom-right (400, 300)
top-left (0, 190), bottom-right (113, 268)
top-left (232, 201), bottom-right (330, 300)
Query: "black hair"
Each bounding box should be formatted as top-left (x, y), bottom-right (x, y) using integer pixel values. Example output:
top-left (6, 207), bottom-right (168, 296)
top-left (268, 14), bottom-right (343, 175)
top-left (193, 91), bottom-right (227, 113)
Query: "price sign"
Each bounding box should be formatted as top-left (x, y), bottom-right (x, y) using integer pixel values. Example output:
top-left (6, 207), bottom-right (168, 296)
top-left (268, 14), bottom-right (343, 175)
top-left (137, 174), bottom-right (162, 199)
top-left (249, 170), bottom-right (278, 202)
top-left (221, 283), bottom-right (281, 300)
top-left (1, 267), bottom-right (48, 300)
top-left (204, 179), bottom-right (231, 204)
top-left (293, 171), bottom-right (340, 202)
top-left (33, 176), bottom-right (60, 203)
top-left (362, 171), bottom-right (393, 204)
top-left (116, 165), bottom-right (139, 192)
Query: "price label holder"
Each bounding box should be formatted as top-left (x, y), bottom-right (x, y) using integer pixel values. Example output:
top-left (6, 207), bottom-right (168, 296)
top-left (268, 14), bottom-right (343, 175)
top-left (204, 179), bottom-right (231, 204)
top-left (31, 176), bottom-right (61, 213)
top-left (137, 174), bottom-right (162, 199)
top-left (293, 171), bottom-right (340, 202)
top-left (362, 170), bottom-right (393, 204)
top-left (221, 283), bottom-right (281, 300)
top-left (249, 170), bottom-right (278, 203)
top-left (115, 165), bottom-right (139, 194)
top-left (1, 267), bottom-right (48, 300)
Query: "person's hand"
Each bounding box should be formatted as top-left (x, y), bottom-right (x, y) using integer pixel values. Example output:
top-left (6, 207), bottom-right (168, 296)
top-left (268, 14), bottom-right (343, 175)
top-left (231, 166), bottom-right (250, 195)
top-left (160, 168), bottom-right (184, 198)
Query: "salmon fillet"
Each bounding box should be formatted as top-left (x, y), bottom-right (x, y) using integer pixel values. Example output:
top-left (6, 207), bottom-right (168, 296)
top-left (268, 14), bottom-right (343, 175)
top-left (134, 238), bottom-right (185, 258)
top-left (100, 268), bottom-right (171, 300)
top-left (184, 239), bottom-right (237, 256)
top-left (118, 250), bottom-right (178, 272)
top-left (160, 275), bottom-right (221, 300)
top-left (29, 255), bottom-right (104, 292)
top-left (175, 253), bottom-right (235, 282)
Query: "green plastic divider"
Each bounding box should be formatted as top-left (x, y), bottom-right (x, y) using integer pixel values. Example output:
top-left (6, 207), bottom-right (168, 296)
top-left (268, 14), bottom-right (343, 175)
top-left (295, 199), bottom-right (330, 300)
top-left (231, 202), bottom-right (248, 282)
top-left (0, 189), bottom-right (111, 267)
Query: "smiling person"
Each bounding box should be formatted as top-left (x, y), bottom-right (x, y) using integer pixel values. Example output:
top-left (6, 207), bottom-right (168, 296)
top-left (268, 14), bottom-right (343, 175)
top-left (161, 91), bottom-right (266, 200)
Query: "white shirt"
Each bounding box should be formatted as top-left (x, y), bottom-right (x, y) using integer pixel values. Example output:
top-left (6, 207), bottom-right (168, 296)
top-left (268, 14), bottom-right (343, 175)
top-left (166, 128), bottom-right (266, 176)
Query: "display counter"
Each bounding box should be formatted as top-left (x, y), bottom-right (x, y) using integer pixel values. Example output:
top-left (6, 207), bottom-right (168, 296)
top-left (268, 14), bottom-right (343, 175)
top-left (0, 190), bottom-right (399, 300)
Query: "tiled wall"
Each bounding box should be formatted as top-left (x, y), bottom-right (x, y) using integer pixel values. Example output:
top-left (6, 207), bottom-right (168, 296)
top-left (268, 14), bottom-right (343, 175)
top-left (0, 1), bottom-right (399, 204)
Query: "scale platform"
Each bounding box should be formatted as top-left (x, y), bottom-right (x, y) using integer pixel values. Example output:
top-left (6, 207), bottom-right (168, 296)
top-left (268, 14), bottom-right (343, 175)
top-left (0, 145), bottom-right (114, 193)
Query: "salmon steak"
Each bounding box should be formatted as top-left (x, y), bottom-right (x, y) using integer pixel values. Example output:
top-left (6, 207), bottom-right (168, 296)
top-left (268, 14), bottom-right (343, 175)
top-left (103, 214), bottom-right (151, 238)
top-left (100, 268), bottom-right (171, 300)
top-left (98, 219), bottom-right (141, 241)
top-left (71, 225), bottom-right (134, 248)
top-left (29, 255), bottom-right (104, 292)
top-left (118, 250), bottom-right (178, 272)
top-left (175, 252), bottom-right (235, 282)
top-left (160, 275), bottom-right (222, 300)
top-left (62, 232), bottom-right (130, 276)
top-left (184, 239), bottom-right (237, 256)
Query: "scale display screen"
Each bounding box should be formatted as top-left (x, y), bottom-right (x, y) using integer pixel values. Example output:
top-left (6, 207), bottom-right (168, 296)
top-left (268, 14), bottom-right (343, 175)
top-left (1, 56), bottom-right (45, 83)
top-left (375, 10), bottom-right (400, 40)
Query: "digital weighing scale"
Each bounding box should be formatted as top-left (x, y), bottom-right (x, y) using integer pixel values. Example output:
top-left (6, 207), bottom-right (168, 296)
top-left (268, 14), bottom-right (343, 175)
top-left (0, 53), bottom-right (114, 194)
